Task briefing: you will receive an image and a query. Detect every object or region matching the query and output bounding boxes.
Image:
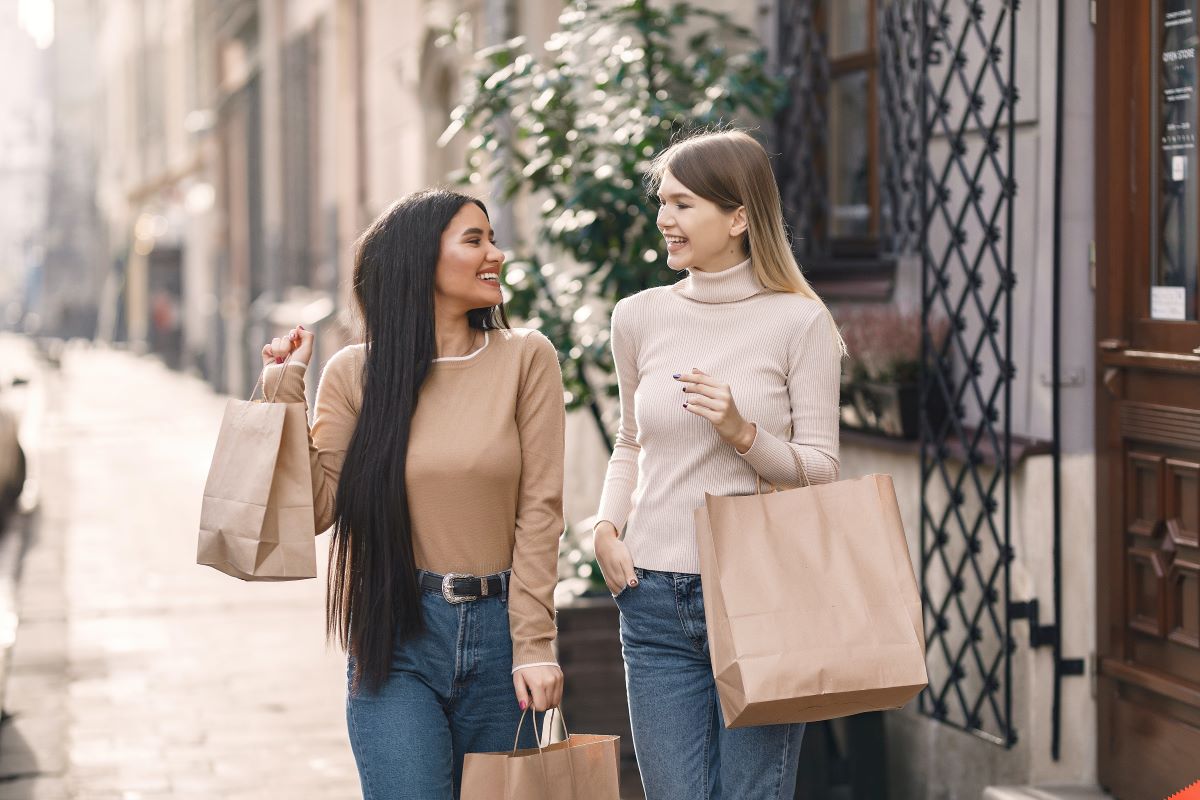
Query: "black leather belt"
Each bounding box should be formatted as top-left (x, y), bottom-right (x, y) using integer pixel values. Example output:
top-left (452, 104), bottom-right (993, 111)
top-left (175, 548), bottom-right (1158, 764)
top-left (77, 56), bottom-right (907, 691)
top-left (419, 570), bottom-right (509, 604)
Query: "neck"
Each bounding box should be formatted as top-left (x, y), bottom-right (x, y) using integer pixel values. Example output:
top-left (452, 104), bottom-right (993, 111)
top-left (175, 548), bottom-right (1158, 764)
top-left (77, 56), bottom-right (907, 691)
top-left (691, 247), bottom-right (750, 274)
top-left (434, 304), bottom-right (476, 358)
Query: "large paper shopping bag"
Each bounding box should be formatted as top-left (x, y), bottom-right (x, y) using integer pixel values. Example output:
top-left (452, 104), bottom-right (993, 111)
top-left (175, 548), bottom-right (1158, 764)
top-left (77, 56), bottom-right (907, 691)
top-left (695, 473), bottom-right (928, 727)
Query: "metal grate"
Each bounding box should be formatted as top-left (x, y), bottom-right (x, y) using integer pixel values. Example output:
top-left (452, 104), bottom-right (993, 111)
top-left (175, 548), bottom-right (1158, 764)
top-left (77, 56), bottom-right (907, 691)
top-left (878, 0), bottom-right (924, 257)
top-left (776, 0), bottom-right (830, 259)
top-left (916, 0), bottom-right (1020, 746)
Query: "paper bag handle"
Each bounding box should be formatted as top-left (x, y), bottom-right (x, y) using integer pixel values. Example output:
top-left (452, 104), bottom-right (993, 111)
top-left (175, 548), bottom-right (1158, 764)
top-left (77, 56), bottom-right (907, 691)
top-left (753, 443), bottom-right (811, 494)
top-left (511, 707), bottom-right (578, 795)
top-left (511, 706), bottom-right (572, 752)
top-left (248, 351), bottom-right (294, 405)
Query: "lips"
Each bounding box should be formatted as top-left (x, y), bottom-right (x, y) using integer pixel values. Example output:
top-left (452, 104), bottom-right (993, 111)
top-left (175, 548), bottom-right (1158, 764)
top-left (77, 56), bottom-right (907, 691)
top-left (664, 234), bottom-right (688, 253)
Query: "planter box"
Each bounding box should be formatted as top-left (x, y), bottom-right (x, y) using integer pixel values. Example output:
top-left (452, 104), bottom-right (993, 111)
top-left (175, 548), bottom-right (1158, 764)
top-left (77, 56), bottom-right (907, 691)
top-left (840, 379), bottom-right (947, 440)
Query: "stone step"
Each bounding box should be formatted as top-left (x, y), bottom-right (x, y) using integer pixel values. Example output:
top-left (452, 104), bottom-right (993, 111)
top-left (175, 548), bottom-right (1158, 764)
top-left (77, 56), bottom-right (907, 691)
top-left (983, 787), bottom-right (1112, 800)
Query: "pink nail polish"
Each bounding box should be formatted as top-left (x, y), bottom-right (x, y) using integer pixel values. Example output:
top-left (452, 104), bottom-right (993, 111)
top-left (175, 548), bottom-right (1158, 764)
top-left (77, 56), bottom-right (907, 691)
top-left (275, 356), bottom-right (284, 364)
top-left (519, 701), bottom-right (527, 710)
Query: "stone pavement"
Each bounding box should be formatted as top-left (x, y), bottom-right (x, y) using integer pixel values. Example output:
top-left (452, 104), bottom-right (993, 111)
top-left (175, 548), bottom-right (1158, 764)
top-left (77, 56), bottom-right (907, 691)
top-left (0, 341), bottom-right (360, 799)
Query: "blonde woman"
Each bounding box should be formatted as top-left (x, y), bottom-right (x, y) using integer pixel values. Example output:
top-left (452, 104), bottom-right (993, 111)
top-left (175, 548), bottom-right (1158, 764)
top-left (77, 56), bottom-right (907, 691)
top-left (593, 130), bottom-right (843, 799)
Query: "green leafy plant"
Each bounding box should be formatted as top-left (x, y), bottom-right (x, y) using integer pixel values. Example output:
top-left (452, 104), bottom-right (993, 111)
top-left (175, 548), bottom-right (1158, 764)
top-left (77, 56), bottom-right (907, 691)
top-left (445, 0), bottom-right (785, 438)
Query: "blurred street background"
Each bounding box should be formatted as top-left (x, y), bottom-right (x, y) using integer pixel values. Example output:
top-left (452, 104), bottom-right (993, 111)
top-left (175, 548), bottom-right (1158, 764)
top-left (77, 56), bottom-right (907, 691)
top-left (0, 335), bottom-right (357, 798)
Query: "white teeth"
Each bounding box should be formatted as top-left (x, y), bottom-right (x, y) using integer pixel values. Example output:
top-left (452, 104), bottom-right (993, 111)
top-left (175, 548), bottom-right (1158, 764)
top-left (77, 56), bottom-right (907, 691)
top-left (478, 273), bottom-right (499, 282)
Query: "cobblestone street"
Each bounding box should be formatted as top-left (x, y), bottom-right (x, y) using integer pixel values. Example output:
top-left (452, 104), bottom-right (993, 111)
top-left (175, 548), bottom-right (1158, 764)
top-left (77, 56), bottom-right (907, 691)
top-left (0, 339), bottom-right (360, 799)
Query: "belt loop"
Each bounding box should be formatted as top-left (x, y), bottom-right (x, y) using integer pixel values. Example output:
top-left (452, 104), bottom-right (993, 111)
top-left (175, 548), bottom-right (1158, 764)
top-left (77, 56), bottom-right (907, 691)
top-left (500, 571), bottom-right (509, 602)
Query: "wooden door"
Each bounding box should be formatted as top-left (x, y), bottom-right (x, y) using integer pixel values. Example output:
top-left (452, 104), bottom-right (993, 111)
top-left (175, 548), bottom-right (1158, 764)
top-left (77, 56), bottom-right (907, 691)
top-left (1097, 2), bottom-right (1200, 798)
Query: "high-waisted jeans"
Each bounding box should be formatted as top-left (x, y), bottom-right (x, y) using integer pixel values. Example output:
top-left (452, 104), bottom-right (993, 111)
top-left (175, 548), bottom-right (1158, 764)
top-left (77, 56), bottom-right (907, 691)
top-left (345, 576), bottom-right (536, 800)
top-left (615, 567), bottom-right (805, 800)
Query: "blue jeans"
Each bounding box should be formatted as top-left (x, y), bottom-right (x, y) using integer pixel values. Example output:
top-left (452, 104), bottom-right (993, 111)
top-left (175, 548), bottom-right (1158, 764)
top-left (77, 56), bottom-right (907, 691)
top-left (615, 567), bottom-right (805, 800)
top-left (345, 576), bottom-right (536, 800)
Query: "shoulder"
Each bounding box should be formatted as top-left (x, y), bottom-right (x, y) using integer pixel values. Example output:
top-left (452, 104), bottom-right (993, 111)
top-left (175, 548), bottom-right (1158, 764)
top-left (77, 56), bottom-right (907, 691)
top-left (611, 284), bottom-right (675, 329)
top-left (494, 328), bottom-right (560, 365)
top-left (757, 292), bottom-right (828, 331)
top-left (756, 293), bottom-right (844, 361)
top-left (320, 343), bottom-right (366, 387)
top-left (494, 327), bottom-right (553, 352)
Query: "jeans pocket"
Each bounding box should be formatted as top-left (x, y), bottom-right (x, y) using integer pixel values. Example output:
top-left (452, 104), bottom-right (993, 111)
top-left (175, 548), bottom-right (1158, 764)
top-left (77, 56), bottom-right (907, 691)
top-left (612, 583), bottom-right (632, 601)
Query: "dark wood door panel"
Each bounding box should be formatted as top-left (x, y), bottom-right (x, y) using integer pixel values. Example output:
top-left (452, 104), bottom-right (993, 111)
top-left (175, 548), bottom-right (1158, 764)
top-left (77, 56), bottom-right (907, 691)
top-left (1099, 680), bottom-right (1200, 800)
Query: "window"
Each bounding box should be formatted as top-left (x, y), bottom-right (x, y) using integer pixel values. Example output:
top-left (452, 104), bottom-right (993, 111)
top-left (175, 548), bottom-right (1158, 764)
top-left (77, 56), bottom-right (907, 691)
top-left (824, 0), bottom-right (880, 242)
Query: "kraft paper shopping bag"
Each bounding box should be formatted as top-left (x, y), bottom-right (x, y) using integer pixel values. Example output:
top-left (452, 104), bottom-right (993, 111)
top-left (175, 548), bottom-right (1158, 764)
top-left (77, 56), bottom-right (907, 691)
top-left (695, 473), bottom-right (927, 727)
top-left (197, 362), bottom-right (316, 581)
top-left (461, 709), bottom-right (621, 800)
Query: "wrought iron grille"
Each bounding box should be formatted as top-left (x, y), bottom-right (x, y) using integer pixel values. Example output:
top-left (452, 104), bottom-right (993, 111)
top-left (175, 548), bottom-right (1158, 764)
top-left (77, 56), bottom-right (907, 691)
top-left (776, 0), bottom-right (829, 259)
top-left (879, 0), bottom-right (924, 257)
top-left (774, 0), bottom-right (1075, 752)
top-left (917, 0), bottom-right (1020, 746)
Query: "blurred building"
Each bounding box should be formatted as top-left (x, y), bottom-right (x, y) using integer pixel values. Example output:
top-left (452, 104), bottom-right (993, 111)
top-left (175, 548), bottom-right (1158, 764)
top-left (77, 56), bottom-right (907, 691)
top-left (0, 1), bottom-right (52, 331)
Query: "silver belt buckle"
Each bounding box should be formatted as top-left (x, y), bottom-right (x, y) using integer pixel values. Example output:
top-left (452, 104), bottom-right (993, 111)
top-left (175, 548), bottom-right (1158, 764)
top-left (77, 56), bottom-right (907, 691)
top-left (441, 573), bottom-right (478, 604)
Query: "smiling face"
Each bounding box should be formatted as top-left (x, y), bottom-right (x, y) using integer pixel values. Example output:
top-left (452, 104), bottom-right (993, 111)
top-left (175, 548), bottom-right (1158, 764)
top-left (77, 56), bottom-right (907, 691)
top-left (656, 169), bottom-right (748, 272)
top-left (434, 202), bottom-right (505, 314)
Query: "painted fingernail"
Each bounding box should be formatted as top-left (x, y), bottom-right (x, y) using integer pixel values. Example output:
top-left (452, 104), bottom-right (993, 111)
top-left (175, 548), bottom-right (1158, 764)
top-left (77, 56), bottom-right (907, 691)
top-left (630, 579), bottom-right (638, 587)
top-left (519, 701), bottom-right (527, 710)
top-left (672, 373), bottom-right (680, 379)
top-left (298, 324), bottom-right (305, 330)
top-left (683, 403), bottom-right (688, 408)
top-left (275, 356), bottom-right (284, 364)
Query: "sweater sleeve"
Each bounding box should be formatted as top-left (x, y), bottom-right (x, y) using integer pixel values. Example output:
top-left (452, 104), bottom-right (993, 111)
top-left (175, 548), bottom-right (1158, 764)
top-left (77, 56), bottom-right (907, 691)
top-left (508, 331), bottom-right (567, 667)
top-left (737, 309), bottom-right (841, 488)
top-left (595, 298), bottom-right (640, 533)
top-left (262, 347), bottom-right (361, 534)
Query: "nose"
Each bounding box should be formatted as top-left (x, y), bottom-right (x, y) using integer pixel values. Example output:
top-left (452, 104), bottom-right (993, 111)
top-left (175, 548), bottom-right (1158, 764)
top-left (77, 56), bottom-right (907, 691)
top-left (487, 241), bottom-right (505, 264)
top-left (656, 204), bottom-right (672, 229)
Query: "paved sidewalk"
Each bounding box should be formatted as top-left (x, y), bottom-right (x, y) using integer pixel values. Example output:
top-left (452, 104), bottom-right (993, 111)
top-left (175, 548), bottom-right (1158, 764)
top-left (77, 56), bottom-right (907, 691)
top-left (0, 342), bottom-right (359, 799)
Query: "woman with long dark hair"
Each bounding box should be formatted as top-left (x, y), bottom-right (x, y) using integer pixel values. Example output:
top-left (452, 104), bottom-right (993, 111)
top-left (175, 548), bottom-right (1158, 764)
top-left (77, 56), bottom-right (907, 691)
top-left (593, 130), bottom-right (844, 798)
top-left (260, 189), bottom-right (565, 799)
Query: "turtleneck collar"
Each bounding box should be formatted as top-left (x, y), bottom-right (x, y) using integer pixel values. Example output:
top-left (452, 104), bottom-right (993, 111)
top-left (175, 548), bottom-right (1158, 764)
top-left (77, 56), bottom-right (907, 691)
top-left (671, 258), bottom-right (765, 304)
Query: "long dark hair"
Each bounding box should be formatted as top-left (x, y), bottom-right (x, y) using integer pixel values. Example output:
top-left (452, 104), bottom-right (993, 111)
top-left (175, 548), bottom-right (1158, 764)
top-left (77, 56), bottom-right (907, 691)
top-left (330, 189), bottom-right (509, 694)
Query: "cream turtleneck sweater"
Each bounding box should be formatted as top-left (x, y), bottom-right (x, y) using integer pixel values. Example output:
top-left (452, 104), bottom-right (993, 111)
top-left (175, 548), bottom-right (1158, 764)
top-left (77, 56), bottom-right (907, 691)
top-left (596, 258), bottom-right (842, 574)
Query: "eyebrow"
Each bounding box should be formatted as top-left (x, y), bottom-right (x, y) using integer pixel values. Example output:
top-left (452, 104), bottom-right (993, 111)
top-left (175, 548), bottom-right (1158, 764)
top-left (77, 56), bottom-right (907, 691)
top-left (461, 227), bottom-right (495, 238)
top-left (656, 190), bottom-right (695, 201)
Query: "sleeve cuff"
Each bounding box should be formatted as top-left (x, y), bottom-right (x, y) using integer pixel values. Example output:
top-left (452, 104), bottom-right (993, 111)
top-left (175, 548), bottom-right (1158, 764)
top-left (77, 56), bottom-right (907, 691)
top-left (512, 661), bottom-right (561, 675)
top-left (262, 363), bottom-right (307, 404)
top-left (736, 422), bottom-right (808, 487)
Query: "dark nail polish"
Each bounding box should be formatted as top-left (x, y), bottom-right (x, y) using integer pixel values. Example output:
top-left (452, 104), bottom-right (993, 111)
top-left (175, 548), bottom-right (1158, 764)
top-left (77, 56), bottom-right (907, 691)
top-left (682, 403), bottom-right (688, 408)
top-left (672, 373), bottom-right (680, 379)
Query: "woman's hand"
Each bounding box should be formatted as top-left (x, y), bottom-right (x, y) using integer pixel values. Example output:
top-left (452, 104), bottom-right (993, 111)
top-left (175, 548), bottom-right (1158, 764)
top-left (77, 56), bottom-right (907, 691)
top-left (260, 325), bottom-right (314, 367)
top-left (513, 665), bottom-right (563, 712)
top-left (593, 521), bottom-right (637, 595)
top-left (675, 368), bottom-right (757, 454)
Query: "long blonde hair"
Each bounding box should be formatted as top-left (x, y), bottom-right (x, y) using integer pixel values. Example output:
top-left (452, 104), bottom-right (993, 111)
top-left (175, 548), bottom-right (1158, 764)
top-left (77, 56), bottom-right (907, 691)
top-left (648, 129), bottom-right (846, 354)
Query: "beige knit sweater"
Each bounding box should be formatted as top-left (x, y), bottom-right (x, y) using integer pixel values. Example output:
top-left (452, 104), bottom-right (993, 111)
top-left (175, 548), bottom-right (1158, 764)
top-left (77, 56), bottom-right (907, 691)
top-left (264, 328), bottom-right (566, 667)
top-left (596, 258), bottom-right (842, 573)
